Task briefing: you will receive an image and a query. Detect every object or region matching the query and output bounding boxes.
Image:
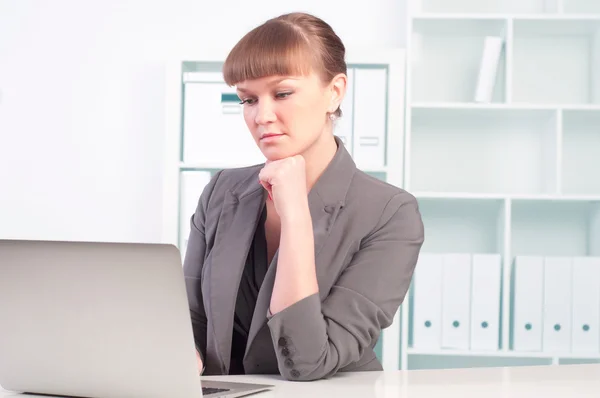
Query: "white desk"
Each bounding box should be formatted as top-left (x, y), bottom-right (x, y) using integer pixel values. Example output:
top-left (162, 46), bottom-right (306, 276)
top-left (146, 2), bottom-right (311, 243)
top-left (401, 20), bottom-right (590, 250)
top-left (1, 363), bottom-right (599, 397)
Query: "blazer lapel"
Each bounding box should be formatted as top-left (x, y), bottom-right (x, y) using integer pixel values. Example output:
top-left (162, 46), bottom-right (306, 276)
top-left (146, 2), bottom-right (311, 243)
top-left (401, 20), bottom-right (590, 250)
top-left (206, 184), bottom-right (264, 375)
top-left (245, 248), bottom-right (277, 358)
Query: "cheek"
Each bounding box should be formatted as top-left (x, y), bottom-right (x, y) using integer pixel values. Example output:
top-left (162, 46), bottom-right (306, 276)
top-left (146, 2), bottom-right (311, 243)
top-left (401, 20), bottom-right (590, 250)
top-left (279, 106), bottom-right (304, 135)
top-left (242, 108), bottom-right (256, 128)
top-left (281, 101), bottom-right (324, 132)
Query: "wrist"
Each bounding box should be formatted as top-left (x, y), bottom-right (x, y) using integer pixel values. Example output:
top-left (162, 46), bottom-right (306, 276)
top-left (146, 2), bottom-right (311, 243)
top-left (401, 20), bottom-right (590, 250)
top-left (279, 201), bottom-right (311, 225)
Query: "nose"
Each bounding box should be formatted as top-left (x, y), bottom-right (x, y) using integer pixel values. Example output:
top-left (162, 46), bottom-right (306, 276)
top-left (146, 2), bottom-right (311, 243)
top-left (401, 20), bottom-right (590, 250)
top-left (254, 98), bottom-right (276, 125)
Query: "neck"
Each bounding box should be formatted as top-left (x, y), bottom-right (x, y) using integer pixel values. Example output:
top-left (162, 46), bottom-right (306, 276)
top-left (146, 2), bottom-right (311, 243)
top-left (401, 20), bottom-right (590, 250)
top-left (301, 133), bottom-right (338, 193)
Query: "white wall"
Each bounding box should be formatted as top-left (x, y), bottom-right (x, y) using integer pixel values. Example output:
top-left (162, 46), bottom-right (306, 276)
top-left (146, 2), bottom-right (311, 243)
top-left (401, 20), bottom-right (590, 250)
top-left (0, 0), bottom-right (407, 243)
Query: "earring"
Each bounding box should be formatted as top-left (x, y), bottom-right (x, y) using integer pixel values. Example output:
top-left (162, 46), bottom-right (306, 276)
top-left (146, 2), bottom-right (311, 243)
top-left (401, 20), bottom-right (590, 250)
top-left (329, 113), bottom-right (337, 121)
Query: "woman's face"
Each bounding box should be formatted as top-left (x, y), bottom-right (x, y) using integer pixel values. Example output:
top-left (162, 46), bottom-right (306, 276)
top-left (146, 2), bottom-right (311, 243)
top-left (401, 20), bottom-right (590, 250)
top-left (235, 71), bottom-right (343, 161)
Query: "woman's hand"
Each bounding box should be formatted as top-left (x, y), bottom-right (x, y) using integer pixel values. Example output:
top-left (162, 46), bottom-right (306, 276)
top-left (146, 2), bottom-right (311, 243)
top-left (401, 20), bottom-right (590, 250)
top-left (258, 155), bottom-right (309, 222)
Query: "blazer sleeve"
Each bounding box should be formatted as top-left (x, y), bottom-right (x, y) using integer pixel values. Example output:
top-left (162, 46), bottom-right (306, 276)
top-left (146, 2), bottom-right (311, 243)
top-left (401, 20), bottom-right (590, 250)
top-left (266, 191), bottom-right (425, 381)
top-left (182, 170), bottom-right (223, 366)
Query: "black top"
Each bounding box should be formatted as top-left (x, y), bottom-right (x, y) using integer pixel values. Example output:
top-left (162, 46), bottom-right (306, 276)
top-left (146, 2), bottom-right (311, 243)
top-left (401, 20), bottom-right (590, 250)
top-left (229, 204), bottom-right (269, 375)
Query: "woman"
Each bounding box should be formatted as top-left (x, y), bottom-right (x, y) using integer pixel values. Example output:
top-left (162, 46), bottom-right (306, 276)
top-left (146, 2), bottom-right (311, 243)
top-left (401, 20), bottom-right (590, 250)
top-left (183, 12), bottom-right (424, 381)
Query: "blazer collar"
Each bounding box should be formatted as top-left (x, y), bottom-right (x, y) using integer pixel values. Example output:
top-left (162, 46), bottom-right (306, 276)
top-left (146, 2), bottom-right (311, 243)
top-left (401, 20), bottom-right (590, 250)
top-left (308, 135), bottom-right (356, 213)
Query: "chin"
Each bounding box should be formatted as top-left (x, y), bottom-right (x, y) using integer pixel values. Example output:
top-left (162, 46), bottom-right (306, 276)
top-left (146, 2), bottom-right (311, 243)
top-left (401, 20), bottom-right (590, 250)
top-left (261, 147), bottom-right (298, 162)
top-left (263, 152), bottom-right (290, 162)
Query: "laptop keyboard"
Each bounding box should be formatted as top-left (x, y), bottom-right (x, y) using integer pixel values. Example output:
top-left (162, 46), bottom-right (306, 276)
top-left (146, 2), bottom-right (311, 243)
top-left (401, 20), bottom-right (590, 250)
top-left (202, 387), bottom-right (231, 396)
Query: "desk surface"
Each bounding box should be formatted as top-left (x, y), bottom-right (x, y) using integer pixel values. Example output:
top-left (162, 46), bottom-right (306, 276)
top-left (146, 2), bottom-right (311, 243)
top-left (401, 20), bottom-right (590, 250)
top-left (1, 363), bottom-right (599, 397)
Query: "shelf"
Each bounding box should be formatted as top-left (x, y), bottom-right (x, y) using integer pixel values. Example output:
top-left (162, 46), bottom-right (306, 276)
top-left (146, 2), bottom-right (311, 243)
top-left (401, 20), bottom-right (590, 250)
top-left (401, 0), bottom-right (600, 372)
top-left (406, 355), bottom-right (550, 370)
top-left (563, 0), bottom-right (600, 14)
top-left (413, 14), bottom-right (600, 20)
top-left (511, 199), bottom-right (600, 257)
top-left (413, 192), bottom-right (600, 201)
top-left (409, 107), bottom-right (558, 194)
top-left (561, 109), bottom-right (600, 195)
top-left (410, 18), bottom-right (507, 103)
top-left (416, 197), bottom-right (506, 254)
top-left (514, 16), bottom-right (600, 34)
top-left (514, 14), bottom-right (600, 20)
top-left (180, 162), bottom-right (256, 171)
top-left (179, 163), bottom-right (389, 177)
top-left (407, 348), bottom-right (600, 359)
top-left (509, 194), bottom-right (600, 201)
top-left (413, 192), bottom-right (508, 200)
top-left (412, 14), bottom-right (508, 23)
top-left (411, 107), bottom-right (557, 119)
top-left (412, 0), bottom-right (561, 15)
top-left (358, 166), bottom-right (389, 174)
top-left (512, 18), bottom-right (600, 105)
top-left (411, 102), bottom-right (600, 110)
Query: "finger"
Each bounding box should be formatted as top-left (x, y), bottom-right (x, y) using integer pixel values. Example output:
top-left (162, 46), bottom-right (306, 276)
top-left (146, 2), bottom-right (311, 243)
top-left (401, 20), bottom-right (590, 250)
top-left (259, 181), bottom-right (273, 200)
top-left (258, 162), bottom-right (276, 183)
top-left (258, 167), bottom-right (269, 183)
top-left (259, 180), bottom-right (270, 191)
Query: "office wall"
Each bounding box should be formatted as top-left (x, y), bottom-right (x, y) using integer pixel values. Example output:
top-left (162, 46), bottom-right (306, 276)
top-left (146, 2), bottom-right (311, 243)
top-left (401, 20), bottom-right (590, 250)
top-left (0, 0), bottom-right (407, 243)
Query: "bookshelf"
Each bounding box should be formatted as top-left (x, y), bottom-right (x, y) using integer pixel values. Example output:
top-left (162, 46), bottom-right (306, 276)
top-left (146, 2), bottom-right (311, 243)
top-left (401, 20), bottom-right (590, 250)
top-left (403, 0), bottom-right (600, 370)
top-left (163, 49), bottom-right (406, 371)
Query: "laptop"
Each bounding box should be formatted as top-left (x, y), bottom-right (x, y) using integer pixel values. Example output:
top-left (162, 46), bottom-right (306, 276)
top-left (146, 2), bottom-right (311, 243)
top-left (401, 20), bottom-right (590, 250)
top-left (0, 239), bottom-right (274, 398)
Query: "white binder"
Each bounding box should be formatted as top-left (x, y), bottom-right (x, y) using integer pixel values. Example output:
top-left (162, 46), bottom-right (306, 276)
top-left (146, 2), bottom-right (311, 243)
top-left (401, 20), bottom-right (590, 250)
top-left (412, 253), bottom-right (443, 349)
top-left (474, 36), bottom-right (504, 103)
top-left (512, 256), bottom-right (544, 351)
top-left (182, 82), bottom-right (263, 166)
top-left (470, 253), bottom-right (502, 351)
top-left (179, 170), bottom-right (212, 257)
top-left (351, 68), bottom-right (387, 169)
top-left (542, 256), bottom-right (572, 353)
top-left (571, 256), bottom-right (600, 354)
top-left (334, 68), bottom-right (354, 154)
top-left (441, 253), bottom-right (472, 350)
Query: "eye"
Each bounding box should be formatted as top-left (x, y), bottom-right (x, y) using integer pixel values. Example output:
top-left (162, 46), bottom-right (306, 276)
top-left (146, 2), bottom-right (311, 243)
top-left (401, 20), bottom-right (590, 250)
top-left (275, 91), bottom-right (292, 99)
top-left (239, 98), bottom-right (256, 105)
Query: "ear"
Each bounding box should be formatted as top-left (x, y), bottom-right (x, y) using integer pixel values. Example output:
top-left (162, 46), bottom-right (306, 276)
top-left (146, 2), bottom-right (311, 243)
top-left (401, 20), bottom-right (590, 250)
top-left (328, 73), bottom-right (347, 114)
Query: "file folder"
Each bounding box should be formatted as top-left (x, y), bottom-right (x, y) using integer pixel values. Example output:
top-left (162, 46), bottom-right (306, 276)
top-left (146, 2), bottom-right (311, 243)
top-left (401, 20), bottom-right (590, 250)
top-left (542, 256), bottom-right (572, 353)
top-left (512, 256), bottom-right (544, 351)
top-left (470, 253), bottom-right (502, 351)
top-left (441, 253), bottom-right (472, 350)
top-left (182, 82), bottom-right (263, 166)
top-left (412, 253), bottom-right (443, 349)
top-left (571, 257), bottom-right (600, 354)
top-left (351, 68), bottom-right (387, 169)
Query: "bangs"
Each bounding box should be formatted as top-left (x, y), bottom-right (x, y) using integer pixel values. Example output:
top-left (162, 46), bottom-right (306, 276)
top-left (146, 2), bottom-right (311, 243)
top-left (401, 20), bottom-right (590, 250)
top-left (222, 22), bottom-right (319, 86)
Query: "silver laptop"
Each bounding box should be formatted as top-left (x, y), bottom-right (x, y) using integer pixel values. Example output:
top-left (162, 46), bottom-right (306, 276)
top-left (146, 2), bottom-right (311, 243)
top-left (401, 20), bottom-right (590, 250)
top-left (0, 239), bottom-right (273, 398)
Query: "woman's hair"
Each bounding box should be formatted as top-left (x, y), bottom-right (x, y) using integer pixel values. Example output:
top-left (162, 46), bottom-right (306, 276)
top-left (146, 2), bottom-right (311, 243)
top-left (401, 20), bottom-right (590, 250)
top-left (222, 12), bottom-right (347, 117)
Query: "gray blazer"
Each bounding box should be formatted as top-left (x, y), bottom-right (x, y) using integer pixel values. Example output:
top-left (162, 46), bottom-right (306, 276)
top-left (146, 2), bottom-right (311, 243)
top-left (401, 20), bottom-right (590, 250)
top-left (183, 136), bottom-right (425, 381)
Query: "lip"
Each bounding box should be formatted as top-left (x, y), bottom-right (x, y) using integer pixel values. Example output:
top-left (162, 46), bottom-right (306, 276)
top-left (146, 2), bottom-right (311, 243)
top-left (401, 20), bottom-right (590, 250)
top-left (260, 133), bottom-right (284, 140)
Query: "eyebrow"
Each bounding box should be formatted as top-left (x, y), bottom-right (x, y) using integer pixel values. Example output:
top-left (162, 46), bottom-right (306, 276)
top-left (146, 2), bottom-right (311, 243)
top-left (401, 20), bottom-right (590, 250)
top-left (236, 77), bottom-right (299, 94)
